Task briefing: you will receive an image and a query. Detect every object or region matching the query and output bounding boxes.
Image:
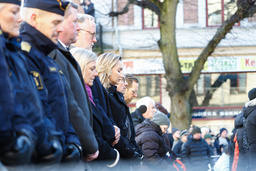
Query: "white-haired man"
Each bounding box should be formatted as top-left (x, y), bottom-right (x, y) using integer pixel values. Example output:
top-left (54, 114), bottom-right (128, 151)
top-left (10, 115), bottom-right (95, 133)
top-left (72, 13), bottom-right (96, 51)
top-left (131, 96), bottom-right (157, 127)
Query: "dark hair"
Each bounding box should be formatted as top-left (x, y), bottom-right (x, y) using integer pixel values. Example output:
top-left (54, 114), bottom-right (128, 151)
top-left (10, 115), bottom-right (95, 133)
top-left (125, 74), bottom-right (138, 89)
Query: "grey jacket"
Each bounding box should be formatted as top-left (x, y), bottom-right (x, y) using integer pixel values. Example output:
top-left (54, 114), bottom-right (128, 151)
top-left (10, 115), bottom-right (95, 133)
top-left (48, 42), bottom-right (98, 154)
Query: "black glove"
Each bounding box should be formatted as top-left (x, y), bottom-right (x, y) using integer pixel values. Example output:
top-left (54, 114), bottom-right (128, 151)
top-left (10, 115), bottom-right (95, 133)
top-left (61, 144), bottom-right (81, 163)
top-left (121, 145), bottom-right (135, 159)
top-left (37, 138), bottom-right (63, 164)
top-left (1, 129), bottom-right (36, 165)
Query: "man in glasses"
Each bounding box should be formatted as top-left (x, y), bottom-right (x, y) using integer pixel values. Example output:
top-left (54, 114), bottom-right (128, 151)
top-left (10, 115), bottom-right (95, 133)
top-left (72, 14), bottom-right (96, 51)
top-left (124, 74), bottom-right (139, 105)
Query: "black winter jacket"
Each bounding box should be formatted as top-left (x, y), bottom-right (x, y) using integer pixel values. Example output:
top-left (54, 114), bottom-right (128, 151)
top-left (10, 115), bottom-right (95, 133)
top-left (131, 108), bottom-right (145, 128)
top-left (243, 100), bottom-right (256, 169)
top-left (107, 84), bottom-right (143, 159)
top-left (182, 135), bottom-right (212, 171)
top-left (173, 140), bottom-right (183, 158)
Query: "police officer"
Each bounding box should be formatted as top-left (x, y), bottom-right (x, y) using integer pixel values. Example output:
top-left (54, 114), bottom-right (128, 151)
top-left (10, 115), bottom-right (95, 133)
top-left (0, 0), bottom-right (64, 165)
top-left (0, 28), bottom-right (35, 165)
top-left (20, 0), bottom-right (82, 162)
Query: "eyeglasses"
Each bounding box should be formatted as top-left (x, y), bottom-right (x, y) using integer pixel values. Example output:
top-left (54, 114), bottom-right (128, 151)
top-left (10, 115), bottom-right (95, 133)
top-left (131, 90), bottom-right (138, 94)
top-left (80, 29), bottom-right (96, 38)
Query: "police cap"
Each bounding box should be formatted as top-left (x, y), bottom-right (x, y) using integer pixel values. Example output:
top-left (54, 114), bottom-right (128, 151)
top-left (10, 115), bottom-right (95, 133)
top-left (0, 0), bottom-right (21, 5)
top-left (23, 0), bottom-right (70, 16)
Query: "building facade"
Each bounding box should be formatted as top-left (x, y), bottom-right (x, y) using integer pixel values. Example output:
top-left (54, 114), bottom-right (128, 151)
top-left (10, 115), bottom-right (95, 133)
top-left (76, 0), bottom-right (256, 134)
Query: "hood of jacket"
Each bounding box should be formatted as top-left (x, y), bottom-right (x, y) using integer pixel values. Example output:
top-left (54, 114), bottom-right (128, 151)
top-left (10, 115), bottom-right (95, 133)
top-left (135, 119), bottom-right (162, 137)
top-left (243, 107), bottom-right (256, 119)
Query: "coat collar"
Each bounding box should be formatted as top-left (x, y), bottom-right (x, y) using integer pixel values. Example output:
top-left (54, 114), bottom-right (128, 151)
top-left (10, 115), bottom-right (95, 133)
top-left (20, 22), bottom-right (57, 56)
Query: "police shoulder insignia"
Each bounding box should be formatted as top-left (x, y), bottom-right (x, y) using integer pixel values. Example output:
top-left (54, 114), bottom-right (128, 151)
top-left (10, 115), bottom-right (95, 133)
top-left (30, 71), bottom-right (43, 89)
top-left (59, 70), bottom-right (63, 74)
top-left (0, 29), bottom-right (2, 35)
top-left (21, 41), bottom-right (31, 53)
top-left (48, 67), bottom-right (57, 72)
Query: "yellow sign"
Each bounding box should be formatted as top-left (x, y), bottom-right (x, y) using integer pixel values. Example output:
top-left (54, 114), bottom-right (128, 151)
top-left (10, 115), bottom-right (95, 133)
top-left (180, 58), bottom-right (208, 73)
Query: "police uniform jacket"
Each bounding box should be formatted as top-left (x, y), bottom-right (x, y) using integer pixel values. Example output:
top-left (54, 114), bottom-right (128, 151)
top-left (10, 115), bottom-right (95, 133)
top-left (0, 31), bottom-right (30, 154)
top-left (48, 42), bottom-right (98, 154)
top-left (20, 22), bottom-right (80, 150)
top-left (2, 30), bottom-right (62, 156)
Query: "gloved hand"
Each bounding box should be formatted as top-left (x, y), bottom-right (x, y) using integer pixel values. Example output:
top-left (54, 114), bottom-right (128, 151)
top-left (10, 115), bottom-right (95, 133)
top-left (37, 138), bottom-right (63, 164)
top-left (62, 144), bottom-right (81, 163)
top-left (1, 129), bottom-right (36, 165)
top-left (121, 145), bottom-right (135, 159)
top-left (134, 151), bottom-right (144, 160)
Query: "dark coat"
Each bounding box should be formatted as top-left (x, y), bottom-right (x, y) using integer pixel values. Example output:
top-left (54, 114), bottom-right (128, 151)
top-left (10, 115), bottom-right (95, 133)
top-left (2, 32), bottom-right (60, 156)
top-left (235, 111), bottom-right (249, 170)
top-left (20, 22), bottom-right (80, 152)
top-left (135, 120), bottom-right (172, 168)
top-left (107, 84), bottom-right (143, 159)
top-left (91, 99), bottom-right (117, 161)
top-left (213, 136), bottom-right (230, 155)
top-left (173, 140), bottom-right (183, 158)
top-left (243, 100), bottom-right (256, 169)
top-left (48, 42), bottom-right (98, 154)
top-left (91, 77), bottom-right (115, 125)
top-left (84, 3), bottom-right (95, 17)
top-left (0, 31), bottom-right (34, 154)
top-left (182, 135), bottom-right (212, 171)
top-left (131, 108), bottom-right (145, 128)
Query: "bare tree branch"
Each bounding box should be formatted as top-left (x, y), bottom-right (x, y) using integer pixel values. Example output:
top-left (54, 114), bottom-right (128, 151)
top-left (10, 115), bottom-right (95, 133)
top-left (187, 2), bottom-right (256, 91)
top-left (134, 0), bottom-right (161, 16)
top-left (109, 0), bottom-right (134, 17)
top-left (109, 0), bottom-right (161, 17)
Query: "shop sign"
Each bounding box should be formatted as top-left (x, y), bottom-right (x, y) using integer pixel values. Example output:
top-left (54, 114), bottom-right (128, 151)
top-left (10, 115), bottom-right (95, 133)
top-left (192, 107), bottom-right (242, 119)
top-left (123, 56), bottom-right (256, 74)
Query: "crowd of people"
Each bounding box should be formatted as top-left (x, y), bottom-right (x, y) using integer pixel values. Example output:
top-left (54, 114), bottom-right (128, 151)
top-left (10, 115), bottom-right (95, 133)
top-left (0, 0), bottom-right (255, 171)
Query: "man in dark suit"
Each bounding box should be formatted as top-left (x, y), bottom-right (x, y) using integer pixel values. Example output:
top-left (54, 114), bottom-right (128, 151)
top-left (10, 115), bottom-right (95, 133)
top-left (48, 2), bottom-right (99, 161)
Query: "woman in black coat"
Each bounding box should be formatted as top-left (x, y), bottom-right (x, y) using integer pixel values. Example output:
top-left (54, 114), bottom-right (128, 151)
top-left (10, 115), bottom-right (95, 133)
top-left (73, 48), bottom-right (120, 167)
top-left (96, 52), bottom-right (143, 160)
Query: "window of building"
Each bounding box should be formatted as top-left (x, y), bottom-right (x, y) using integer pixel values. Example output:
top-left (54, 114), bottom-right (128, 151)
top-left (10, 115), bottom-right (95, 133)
top-left (196, 73), bottom-right (246, 95)
top-left (197, 74), bottom-right (211, 94)
top-left (229, 73), bottom-right (246, 94)
top-left (206, 0), bottom-right (237, 27)
top-left (136, 75), bottom-right (160, 102)
top-left (128, 75), bottom-right (161, 111)
top-left (142, 8), bottom-right (159, 29)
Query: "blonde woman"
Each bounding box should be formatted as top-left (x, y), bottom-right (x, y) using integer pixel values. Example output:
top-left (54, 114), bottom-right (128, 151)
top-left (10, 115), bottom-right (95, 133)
top-left (96, 53), bottom-right (143, 161)
top-left (71, 48), bottom-right (120, 167)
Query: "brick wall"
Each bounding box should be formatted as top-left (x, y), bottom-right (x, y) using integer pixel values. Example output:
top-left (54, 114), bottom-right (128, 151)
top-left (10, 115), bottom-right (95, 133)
top-left (183, 0), bottom-right (198, 24)
top-left (117, 0), bottom-right (134, 25)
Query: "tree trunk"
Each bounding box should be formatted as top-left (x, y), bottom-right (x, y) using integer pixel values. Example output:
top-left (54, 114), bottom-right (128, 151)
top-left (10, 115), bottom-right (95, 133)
top-left (157, 0), bottom-right (191, 129)
top-left (171, 94), bottom-right (191, 130)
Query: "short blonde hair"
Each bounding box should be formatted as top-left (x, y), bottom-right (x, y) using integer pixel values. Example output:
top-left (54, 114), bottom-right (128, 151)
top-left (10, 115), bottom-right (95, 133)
top-left (96, 52), bottom-right (122, 89)
top-left (70, 47), bottom-right (97, 74)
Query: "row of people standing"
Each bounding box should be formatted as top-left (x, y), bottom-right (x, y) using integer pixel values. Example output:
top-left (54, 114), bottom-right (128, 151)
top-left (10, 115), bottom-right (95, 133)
top-left (0, 0), bottom-right (144, 169)
top-left (234, 87), bottom-right (256, 171)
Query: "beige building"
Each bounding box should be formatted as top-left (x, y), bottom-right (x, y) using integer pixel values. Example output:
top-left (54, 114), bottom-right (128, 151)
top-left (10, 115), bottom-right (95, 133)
top-left (75, 0), bottom-right (256, 134)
